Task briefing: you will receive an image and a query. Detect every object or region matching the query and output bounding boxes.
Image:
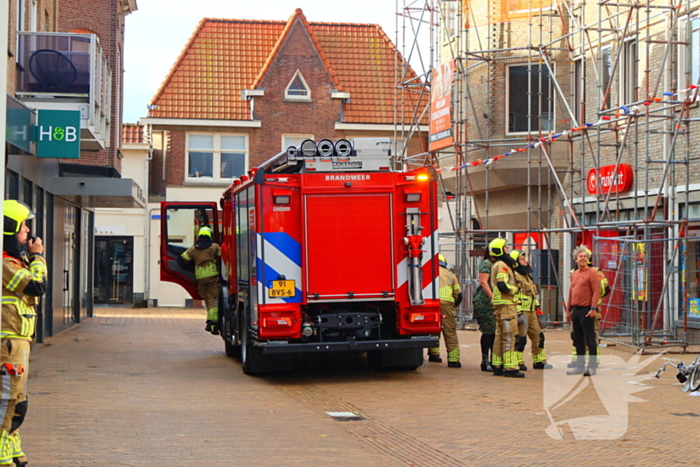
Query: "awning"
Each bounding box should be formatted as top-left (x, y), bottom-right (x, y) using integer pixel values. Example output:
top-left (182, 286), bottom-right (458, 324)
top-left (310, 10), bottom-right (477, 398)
top-left (53, 177), bottom-right (146, 208)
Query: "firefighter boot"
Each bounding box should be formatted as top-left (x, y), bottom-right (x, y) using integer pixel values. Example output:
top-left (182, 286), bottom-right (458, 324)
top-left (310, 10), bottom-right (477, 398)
top-left (448, 361), bottom-right (462, 368)
top-left (519, 363), bottom-right (528, 371)
top-left (205, 320), bottom-right (220, 335)
top-left (492, 367), bottom-right (504, 376)
top-left (427, 348), bottom-right (442, 363)
top-left (504, 369), bottom-right (525, 378)
top-left (533, 362), bottom-right (553, 369)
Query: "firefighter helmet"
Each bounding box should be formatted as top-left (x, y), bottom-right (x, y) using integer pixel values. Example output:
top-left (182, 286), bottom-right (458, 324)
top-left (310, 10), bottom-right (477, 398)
top-left (510, 249), bottom-right (525, 263)
top-left (488, 238), bottom-right (508, 257)
top-left (438, 254), bottom-right (447, 268)
top-left (198, 226), bottom-right (213, 238)
top-left (3, 200), bottom-right (34, 236)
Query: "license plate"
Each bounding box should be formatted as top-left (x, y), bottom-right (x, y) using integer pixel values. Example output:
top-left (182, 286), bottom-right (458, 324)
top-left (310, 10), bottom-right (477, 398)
top-left (268, 280), bottom-right (296, 298)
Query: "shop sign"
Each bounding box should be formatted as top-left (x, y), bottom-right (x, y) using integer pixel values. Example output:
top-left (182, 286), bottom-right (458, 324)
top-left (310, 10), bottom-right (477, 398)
top-left (35, 110), bottom-right (81, 158)
top-left (586, 163), bottom-right (633, 195)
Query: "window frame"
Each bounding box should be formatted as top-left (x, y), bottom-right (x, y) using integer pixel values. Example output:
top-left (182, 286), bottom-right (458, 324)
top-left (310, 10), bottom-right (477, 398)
top-left (285, 70), bottom-right (311, 101)
top-left (281, 134), bottom-right (314, 152)
top-left (185, 133), bottom-right (248, 184)
top-left (620, 37), bottom-right (638, 106)
top-left (677, 15), bottom-right (700, 93)
top-left (600, 45), bottom-right (612, 110)
top-left (505, 63), bottom-right (556, 135)
top-left (572, 56), bottom-right (585, 124)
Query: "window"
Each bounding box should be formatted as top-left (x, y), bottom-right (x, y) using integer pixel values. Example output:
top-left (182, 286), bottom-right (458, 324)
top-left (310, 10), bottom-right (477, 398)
top-left (621, 38), bottom-right (637, 105)
top-left (186, 134), bottom-right (247, 182)
top-left (677, 16), bottom-right (700, 92)
top-left (441, 2), bottom-right (458, 42)
top-left (600, 46), bottom-right (612, 110)
top-left (282, 134), bottom-right (314, 151)
top-left (15, 0), bottom-right (26, 62)
top-left (507, 64), bottom-right (554, 133)
top-left (285, 71), bottom-right (311, 100)
top-left (572, 57), bottom-right (584, 123)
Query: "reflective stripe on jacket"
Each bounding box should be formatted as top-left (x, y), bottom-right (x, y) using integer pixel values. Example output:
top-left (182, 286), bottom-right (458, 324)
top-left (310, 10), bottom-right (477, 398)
top-left (513, 271), bottom-right (539, 312)
top-left (181, 243), bottom-right (221, 280)
top-left (439, 267), bottom-right (461, 303)
top-left (2, 254), bottom-right (46, 341)
top-left (490, 260), bottom-right (518, 306)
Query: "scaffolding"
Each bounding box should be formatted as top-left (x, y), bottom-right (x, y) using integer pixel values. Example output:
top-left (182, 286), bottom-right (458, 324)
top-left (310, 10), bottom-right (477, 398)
top-left (394, 0), bottom-right (700, 349)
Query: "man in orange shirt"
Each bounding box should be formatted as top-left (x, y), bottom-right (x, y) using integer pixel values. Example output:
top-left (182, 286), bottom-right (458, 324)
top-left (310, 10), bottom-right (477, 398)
top-left (566, 245), bottom-right (601, 376)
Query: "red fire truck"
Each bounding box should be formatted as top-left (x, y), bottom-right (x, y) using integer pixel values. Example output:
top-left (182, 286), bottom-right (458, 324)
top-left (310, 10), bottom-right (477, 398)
top-left (160, 138), bottom-right (442, 374)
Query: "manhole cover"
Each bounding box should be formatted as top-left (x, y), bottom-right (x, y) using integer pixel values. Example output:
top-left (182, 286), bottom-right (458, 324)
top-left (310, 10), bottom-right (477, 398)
top-left (670, 412), bottom-right (700, 417)
top-left (327, 411), bottom-right (364, 421)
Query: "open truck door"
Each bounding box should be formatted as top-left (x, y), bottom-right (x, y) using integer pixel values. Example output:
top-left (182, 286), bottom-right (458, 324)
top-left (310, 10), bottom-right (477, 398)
top-left (160, 202), bottom-right (220, 299)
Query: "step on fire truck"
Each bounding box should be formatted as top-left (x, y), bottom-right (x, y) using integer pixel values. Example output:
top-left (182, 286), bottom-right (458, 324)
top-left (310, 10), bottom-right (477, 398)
top-left (160, 138), bottom-right (442, 374)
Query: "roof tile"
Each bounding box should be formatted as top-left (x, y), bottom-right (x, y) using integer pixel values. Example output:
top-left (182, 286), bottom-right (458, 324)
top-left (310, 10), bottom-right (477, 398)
top-left (149, 10), bottom-right (427, 125)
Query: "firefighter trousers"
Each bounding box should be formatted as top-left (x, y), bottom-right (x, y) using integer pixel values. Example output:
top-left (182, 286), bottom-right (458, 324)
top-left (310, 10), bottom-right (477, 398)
top-left (492, 304), bottom-right (519, 371)
top-left (428, 302), bottom-right (460, 362)
top-left (517, 311), bottom-right (546, 364)
top-left (0, 339), bottom-right (30, 466)
top-left (197, 276), bottom-right (221, 322)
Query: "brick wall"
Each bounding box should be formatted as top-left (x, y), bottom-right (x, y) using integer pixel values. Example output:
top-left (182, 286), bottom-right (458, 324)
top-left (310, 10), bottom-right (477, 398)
top-left (57, 0), bottom-right (124, 175)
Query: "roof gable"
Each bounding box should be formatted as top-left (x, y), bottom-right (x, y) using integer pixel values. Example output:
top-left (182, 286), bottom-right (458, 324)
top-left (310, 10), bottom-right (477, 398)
top-left (148, 10), bottom-right (426, 125)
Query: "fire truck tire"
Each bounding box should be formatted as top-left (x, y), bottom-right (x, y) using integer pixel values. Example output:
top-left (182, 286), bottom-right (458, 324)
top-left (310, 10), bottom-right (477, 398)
top-left (240, 311), bottom-right (266, 375)
top-left (225, 336), bottom-right (241, 359)
top-left (367, 348), bottom-right (423, 371)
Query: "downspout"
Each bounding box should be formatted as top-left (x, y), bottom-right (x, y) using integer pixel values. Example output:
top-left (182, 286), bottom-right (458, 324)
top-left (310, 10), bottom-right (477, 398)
top-left (143, 124), bottom-right (153, 304)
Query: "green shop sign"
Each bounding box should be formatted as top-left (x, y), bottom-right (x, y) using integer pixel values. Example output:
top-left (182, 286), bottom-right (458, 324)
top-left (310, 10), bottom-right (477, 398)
top-left (35, 110), bottom-right (81, 158)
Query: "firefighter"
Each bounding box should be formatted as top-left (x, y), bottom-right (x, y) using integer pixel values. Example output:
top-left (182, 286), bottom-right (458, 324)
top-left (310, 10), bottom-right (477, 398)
top-left (427, 254), bottom-right (463, 368)
top-left (567, 247), bottom-right (609, 368)
top-left (511, 250), bottom-right (552, 370)
top-left (181, 226), bottom-right (222, 335)
top-left (489, 238), bottom-right (525, 378)
top-left (1, 200), bottom-right (48, 467)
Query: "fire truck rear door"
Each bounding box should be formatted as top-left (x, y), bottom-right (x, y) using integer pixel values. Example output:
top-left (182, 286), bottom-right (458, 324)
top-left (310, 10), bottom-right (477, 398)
top-left (304, 193), bottom-right (394, 300)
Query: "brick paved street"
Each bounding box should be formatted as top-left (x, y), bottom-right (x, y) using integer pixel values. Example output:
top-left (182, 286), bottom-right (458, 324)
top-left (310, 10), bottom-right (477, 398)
top-left (22, 307), bottom-right (699, 466)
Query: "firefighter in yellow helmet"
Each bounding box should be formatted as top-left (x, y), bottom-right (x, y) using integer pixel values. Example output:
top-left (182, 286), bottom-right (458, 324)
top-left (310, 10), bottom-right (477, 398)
top-left (427, 254), bottom-right (463, 368)
top-left (1, 200), bottom-right (48, 467)
top-left (510, 250), bottom-right (552, 370)
top-left (488, 238), bottom-right (525, 378)
top-left (180, 226), bottom-right (222, 335)
top-left (567, 246), bottom-right (609, 368)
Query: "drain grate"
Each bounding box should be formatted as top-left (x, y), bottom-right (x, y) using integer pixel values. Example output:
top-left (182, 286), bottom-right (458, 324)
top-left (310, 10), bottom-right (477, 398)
top-left (670, 412), bottom-right (700, 417)
top-left (327, 411), bottom-right (364, 421)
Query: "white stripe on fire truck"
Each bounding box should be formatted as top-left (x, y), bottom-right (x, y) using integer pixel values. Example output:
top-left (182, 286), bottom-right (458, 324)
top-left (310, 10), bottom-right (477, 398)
top-left (257, 233), bottom-right (302, 304)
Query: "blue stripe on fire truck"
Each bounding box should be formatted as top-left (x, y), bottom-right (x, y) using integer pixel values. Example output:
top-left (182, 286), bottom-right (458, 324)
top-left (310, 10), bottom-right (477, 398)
top-left (257, 233), bottom-right (302, 303)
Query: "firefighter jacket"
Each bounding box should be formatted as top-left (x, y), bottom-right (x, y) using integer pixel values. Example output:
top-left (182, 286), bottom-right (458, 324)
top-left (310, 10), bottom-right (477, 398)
top-left (490, 260), bottom-right (518, 306)
top-left (513, 271), bottom-right (540, 313)
top-left (181, 243), bottom-right (221, 281)
top-left (2, 253), bottom-right (48, 341)
top-left (439, 267), bottom-right (462, 304)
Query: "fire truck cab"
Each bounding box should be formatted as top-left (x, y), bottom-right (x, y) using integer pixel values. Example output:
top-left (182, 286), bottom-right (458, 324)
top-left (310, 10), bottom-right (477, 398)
top-left (160, 138), bottom-right (442, 374)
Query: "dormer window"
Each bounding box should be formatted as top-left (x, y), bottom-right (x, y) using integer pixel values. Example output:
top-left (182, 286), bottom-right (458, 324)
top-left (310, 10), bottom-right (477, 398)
top-left (285, 70), bottom-right (311, 101)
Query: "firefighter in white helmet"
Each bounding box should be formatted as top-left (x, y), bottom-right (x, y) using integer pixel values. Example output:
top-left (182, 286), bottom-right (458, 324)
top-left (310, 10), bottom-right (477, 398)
top-left (181, 226), bottom-right (222, 335)
top-left (488, 238), bottom-right (525, 378)
top-left (1, 200), bottom-right (48, 467)
top-left (427, 254), bottom-right (463, 368)
top-left (510, 249), bottom-right (552, 370)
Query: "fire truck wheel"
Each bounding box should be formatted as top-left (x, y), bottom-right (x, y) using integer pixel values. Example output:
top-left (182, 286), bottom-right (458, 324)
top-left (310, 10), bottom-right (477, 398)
top-left (240, 311), bottom-right (265, 375)
top-left (225, 335), bottom-right (241, 359)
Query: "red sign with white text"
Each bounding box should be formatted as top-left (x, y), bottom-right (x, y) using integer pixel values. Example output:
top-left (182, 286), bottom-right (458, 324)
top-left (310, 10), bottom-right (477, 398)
top-left (587, 164), bottom-right (634, 195)
top-left (429, 60), bottom-right (455, 152)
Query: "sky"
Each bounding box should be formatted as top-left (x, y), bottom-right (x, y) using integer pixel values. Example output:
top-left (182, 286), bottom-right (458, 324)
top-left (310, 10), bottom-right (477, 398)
top-left (123, 0), bottom-right (433, 123)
